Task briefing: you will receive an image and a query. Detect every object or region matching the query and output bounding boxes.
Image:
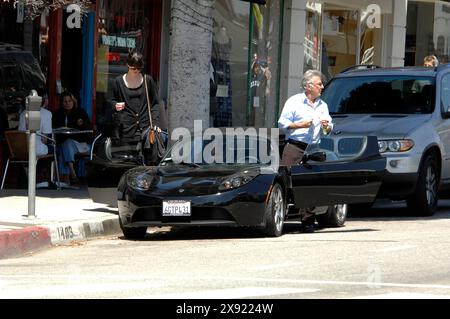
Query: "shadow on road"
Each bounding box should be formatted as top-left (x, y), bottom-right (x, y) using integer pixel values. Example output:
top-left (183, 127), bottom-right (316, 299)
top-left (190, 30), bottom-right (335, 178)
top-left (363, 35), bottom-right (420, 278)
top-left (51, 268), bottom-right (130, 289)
top-left (348, 199), bottom-right (450, 221)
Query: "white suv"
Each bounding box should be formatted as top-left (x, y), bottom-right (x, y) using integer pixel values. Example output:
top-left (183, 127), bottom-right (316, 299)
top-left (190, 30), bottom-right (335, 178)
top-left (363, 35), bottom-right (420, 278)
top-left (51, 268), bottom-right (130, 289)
top-left (321, 65), bottom-right (450, 215)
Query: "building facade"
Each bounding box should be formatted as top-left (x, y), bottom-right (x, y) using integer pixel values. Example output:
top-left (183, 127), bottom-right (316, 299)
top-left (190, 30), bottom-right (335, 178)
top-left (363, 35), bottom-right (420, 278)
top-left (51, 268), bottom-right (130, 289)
top-left (1, 0), bottom-right (450, 131)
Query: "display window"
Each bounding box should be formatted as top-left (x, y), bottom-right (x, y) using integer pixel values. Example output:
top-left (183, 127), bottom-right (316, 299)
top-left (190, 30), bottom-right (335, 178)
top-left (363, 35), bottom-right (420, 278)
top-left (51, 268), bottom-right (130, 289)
top-left (95, 0), bottom-right (151, 130)
top-left (406, 1), bottom-right (450, 66)
top-left (211, 0), bottom-right (282, 129)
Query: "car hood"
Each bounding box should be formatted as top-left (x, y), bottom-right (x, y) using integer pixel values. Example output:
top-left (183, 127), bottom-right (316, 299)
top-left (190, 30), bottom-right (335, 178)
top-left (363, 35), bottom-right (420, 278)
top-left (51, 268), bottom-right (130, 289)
top-left (332, 114), bottom-right (432, 138)
top-left (126, 165), bottom-right (261, 196)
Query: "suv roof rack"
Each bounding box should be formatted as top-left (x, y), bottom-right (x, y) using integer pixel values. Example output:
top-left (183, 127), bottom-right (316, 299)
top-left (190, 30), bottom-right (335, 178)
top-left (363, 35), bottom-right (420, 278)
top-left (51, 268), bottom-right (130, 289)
top-left (339, 64), bottom-right (381, 74)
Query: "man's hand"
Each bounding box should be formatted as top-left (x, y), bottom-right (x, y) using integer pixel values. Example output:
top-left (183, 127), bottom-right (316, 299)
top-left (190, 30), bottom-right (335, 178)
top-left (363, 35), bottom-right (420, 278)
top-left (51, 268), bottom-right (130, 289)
top-left (320, 119), bottom-right (329, 128)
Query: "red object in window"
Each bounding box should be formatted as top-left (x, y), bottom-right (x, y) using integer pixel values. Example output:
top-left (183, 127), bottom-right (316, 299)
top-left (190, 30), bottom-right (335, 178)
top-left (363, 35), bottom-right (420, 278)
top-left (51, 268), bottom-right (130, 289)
top-left (115, 15), bottom-right (125, 29)
top-left (106, 52), bottom-right (121, 62)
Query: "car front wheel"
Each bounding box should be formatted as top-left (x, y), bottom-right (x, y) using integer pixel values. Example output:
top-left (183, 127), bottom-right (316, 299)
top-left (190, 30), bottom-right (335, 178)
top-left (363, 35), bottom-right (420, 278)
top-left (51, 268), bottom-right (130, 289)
top-left (119, 217), bottom-right (147, 239)
top-left (406, 155), bottom-right (438, 216)
top-left (316, 204), bottom-right (347, 228)
top-left (263, 183), bottom-right (285, 237)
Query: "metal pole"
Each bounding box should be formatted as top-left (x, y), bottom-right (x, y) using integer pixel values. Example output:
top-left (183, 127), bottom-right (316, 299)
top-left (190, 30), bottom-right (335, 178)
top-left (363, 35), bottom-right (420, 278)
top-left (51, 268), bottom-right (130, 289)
top-left (28, 131), bottom-right (36, 218)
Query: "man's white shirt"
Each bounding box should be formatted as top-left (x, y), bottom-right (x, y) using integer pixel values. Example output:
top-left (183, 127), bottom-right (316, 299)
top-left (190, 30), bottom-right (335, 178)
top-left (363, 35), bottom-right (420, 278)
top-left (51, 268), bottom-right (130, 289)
top-left (278, 92), bottom-right (333, 144)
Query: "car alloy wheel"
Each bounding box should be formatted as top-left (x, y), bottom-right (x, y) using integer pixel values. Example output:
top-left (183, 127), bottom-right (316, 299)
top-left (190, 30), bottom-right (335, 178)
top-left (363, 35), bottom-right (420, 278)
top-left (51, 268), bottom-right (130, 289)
top-left (316, 204), bottom-right (347, 228)
top-left (425, 165), bottom-right (437, 206)
top-left (263, 183), bottom-right (285, 237)
top-left (407, 155), bottom-right (438, 216)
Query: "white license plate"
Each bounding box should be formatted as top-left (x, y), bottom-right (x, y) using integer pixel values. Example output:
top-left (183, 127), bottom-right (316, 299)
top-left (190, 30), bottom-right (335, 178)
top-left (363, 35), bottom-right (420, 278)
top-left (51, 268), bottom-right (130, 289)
top-left (162, 200), bottom-right (191, 217)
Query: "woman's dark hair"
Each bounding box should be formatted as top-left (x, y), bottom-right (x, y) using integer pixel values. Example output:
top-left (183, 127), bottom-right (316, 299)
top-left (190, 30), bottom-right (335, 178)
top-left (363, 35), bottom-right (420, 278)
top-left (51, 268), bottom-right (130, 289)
top-left (127, 49), bottom-right (144, 69)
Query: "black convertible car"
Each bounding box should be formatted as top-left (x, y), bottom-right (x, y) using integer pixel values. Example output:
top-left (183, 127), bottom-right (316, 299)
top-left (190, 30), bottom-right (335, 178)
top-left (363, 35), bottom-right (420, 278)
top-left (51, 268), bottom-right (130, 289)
top-left (87, 132), bottom-right (385, 238)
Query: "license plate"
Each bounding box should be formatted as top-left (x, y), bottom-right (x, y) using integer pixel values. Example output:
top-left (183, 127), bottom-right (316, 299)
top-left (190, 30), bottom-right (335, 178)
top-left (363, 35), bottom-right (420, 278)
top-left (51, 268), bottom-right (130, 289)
top-left (162, 200), bottom-right (191, 217)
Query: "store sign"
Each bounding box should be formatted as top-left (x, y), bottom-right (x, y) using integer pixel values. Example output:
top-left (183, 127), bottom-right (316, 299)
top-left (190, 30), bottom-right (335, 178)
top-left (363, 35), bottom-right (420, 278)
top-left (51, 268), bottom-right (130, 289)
top-left (101, 35), bottom-right (136, 49)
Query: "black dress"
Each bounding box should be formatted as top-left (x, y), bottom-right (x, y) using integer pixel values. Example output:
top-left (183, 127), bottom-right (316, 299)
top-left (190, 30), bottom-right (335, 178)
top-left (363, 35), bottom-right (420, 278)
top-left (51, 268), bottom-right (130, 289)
top-left (111, 74), bottom-right (160, 143)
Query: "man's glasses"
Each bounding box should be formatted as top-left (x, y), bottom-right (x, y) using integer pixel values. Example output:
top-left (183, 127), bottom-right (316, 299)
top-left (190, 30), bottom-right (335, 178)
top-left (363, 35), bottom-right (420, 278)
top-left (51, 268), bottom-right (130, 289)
top-left (129, 66), bottom-right (142, 71)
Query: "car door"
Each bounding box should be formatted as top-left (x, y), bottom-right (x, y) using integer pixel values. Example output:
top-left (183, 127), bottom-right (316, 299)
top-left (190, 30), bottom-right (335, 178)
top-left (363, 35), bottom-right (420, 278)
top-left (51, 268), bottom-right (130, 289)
top-left (86, 137), bottom-right (141, 207)
top-left (290, 135), bottom-right (386, 208)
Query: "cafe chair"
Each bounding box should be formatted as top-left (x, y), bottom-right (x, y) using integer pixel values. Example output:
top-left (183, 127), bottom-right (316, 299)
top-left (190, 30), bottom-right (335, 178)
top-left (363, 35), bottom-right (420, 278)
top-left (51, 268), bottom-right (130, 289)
top-left (1, 130), bottom-right (61, 190)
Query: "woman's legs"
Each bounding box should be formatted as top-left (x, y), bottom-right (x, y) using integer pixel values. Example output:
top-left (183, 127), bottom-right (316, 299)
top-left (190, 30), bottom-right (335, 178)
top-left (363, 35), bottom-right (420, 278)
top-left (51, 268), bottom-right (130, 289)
top-left (58, 139), bottom-right (79, 183)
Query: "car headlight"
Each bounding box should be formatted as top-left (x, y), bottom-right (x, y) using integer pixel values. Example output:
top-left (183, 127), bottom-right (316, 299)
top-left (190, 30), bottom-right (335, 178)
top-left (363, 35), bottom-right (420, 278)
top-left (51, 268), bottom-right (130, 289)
top-left (127, 172), bottom-right (153, 191)
top-left (378, 139), bottom-right (414, 153)
top-left (219, 170), bottom-right (259, 191)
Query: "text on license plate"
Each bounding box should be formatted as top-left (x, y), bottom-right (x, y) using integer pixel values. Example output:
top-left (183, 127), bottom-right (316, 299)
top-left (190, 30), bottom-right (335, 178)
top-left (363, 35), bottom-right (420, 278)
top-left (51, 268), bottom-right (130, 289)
top-left (162, 200), bottom-right (191, 216)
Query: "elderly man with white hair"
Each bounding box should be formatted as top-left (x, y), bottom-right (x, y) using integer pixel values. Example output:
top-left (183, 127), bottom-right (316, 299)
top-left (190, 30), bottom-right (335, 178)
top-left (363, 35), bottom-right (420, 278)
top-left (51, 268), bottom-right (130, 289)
top-left (278, 69), bottom-right (333, 232)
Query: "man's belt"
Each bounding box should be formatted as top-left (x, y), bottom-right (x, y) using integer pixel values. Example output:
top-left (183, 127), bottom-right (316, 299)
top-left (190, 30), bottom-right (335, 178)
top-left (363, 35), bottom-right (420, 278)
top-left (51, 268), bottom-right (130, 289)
top-left (287, 139), bottom-right (308, 150)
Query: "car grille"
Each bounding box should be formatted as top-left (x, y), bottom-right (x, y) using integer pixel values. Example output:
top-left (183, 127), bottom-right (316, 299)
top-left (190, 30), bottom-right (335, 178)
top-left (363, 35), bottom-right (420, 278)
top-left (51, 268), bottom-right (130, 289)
top-left (337, 138), bottom-right (364, 155)
top-left (319, 137), bottom-right (365, 158)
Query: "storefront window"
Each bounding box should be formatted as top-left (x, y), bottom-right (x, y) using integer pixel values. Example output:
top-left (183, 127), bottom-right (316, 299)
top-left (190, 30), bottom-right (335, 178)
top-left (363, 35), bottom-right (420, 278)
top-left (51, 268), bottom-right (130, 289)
top-left (359, 7), bottom-right (382, 66)
top-left (211, 0), bottom-right (282, 129)
top-left (95, 0), bottom-right (150, 130)
top-left (248, 0), bottom-right (282, 128)
top-left (211, 0), bottom-right (249, 128)
top-left (304, 2), bottom-right (322, 74)
top-left (322, 5), bottom-right (358, 78)
top-left (406, 1), bottom-right (450, 66)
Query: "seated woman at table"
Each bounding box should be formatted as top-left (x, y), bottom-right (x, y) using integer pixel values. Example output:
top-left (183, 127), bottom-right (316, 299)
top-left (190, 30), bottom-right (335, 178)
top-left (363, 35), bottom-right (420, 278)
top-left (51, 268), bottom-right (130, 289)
top-left (53, 91), bottom-right (92, 185)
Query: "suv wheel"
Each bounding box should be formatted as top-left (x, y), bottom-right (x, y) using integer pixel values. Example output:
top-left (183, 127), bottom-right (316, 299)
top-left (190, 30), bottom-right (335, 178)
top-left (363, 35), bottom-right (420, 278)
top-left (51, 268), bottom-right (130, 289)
top-left (406, 155), bottom-right (438, 216)
top-left (316, 204), bottom-right (347, 228)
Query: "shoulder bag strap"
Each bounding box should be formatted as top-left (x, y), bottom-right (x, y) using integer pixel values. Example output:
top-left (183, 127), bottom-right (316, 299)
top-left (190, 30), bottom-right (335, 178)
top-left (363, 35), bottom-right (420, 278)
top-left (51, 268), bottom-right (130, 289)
top-left (144, 74), bottom-right (153, 128)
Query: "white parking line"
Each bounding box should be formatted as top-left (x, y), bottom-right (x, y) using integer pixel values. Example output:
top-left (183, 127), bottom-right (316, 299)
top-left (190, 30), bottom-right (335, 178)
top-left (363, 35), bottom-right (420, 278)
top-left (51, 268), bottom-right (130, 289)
top-left (371, 245), bottom-right (417, 253)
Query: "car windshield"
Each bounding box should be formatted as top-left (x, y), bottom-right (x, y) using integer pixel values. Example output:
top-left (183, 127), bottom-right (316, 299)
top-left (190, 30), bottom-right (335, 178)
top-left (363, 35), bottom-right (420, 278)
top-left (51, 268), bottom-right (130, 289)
top-left (321, 75), bottom-right (435, 114)
top-left (161, 134), bottom-right (275, 166)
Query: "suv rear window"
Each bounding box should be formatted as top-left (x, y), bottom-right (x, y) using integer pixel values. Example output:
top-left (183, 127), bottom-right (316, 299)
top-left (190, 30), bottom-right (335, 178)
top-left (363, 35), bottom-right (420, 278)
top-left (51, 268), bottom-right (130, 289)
top-left (322, 76), bottom-right (435, 114)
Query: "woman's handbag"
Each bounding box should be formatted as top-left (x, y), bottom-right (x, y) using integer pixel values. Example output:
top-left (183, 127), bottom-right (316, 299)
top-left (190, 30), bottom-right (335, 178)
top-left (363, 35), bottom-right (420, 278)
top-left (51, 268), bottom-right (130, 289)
top-left (142, 74), bottom-right (166, 165)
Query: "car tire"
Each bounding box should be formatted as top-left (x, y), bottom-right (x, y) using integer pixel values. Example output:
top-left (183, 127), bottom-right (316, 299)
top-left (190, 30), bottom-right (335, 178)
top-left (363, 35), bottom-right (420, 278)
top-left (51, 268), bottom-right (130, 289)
top-left (406, 155), bottom-right (439, 216)
top-left (263, 183), bottom-right (285, 237)
top-left (119, 217), bottom-right (147, 239)
top-left (316, 204), bottom-right (347, 228)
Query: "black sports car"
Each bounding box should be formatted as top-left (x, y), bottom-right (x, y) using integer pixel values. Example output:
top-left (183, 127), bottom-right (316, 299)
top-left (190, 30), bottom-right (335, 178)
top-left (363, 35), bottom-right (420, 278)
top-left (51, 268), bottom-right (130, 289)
top-left (87, 132), bottom-right (385, 238)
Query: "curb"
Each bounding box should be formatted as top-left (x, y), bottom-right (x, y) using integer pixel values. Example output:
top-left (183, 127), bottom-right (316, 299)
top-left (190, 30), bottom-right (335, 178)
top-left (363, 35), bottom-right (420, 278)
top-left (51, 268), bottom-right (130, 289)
top-left (0, 217), bottom-right (121, 260)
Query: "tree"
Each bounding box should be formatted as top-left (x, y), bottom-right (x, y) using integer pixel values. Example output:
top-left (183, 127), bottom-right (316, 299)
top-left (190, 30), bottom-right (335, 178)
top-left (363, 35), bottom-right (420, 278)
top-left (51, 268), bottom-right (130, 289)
top-left (167, 0), bottom-right (214, 135)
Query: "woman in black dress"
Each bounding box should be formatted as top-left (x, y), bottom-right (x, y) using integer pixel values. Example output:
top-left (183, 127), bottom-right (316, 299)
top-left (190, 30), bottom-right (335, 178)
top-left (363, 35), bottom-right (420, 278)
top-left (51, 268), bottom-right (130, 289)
top-left (111, 49), bottom-right (160, 164)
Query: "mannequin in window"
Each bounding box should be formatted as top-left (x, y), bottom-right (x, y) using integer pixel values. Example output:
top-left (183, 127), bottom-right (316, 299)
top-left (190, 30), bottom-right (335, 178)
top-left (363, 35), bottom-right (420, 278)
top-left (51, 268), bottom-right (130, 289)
top-left (211, 23), bottom-right (232, 127)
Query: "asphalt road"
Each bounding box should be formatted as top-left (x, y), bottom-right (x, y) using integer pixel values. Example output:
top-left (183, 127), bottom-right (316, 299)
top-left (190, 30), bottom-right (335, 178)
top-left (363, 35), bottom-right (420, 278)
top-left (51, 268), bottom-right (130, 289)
top-left (1, 200), bottom-right (450, 300)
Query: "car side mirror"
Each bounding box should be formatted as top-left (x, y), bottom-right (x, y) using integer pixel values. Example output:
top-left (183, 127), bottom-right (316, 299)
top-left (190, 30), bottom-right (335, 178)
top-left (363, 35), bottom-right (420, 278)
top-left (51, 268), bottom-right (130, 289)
top-left (302, 151), bottom-right (327, 163)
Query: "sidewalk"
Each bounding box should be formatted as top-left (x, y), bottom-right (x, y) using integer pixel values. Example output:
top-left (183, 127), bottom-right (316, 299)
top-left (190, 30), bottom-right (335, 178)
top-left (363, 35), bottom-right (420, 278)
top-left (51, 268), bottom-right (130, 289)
top-left (0, 187), bottom-right (121, 259)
